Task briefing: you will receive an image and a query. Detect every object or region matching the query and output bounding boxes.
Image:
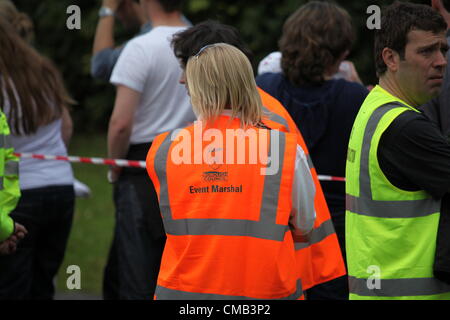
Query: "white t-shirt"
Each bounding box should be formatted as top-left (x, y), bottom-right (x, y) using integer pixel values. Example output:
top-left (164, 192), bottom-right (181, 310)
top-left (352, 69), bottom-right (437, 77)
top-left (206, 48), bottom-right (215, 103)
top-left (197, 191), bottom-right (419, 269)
top-left (110, 26), bottom-right (195, 144)
top-left (2, 80), bottom-right (74, 190)
top-left (257, 51), bottom-right (283, 75)
top-left (10, 119), bottom-right (74, 190)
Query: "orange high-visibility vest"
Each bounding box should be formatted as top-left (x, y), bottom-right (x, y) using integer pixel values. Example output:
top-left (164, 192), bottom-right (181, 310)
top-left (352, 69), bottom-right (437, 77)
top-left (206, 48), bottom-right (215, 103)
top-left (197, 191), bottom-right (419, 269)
top-left (147, 115), bottom-right (303, 299)
top-left (258, 87), bottom-right (346, 290)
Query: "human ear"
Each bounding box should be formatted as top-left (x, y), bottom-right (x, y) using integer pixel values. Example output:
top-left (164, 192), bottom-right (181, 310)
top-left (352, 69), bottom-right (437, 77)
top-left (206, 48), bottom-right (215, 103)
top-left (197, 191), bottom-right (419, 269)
top-left (382, 48), bottom-right (400, 73)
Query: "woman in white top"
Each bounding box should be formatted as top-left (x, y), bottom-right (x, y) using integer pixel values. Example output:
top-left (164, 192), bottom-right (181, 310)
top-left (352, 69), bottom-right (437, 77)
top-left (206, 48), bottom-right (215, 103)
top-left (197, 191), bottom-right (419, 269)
top-left (0, 15), bottom-right (75, 299)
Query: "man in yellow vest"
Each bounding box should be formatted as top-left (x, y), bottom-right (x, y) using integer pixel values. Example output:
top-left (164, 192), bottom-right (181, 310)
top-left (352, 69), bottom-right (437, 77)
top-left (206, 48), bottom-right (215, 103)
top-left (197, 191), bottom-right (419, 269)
top-left (346, 1), bottom-right (450, 299)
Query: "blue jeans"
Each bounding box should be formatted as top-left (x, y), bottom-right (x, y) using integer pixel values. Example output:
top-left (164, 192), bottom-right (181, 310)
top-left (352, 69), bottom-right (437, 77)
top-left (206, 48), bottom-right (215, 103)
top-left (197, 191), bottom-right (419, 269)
top-left (103, 169), bottom-right (166, 300)
top-left (0, 185), bottom-right (75, 300)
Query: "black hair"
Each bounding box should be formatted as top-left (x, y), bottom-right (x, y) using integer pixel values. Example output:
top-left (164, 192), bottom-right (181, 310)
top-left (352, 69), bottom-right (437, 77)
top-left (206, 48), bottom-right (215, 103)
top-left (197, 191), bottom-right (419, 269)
top-left (375, 1), bottom-right (447, 76)
top-left (171, 20), bottom-right (253, 68)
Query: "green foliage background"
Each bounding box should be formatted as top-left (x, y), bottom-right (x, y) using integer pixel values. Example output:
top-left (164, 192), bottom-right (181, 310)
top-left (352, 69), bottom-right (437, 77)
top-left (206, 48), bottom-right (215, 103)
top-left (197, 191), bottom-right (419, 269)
top-left (13, 0), bottom-right (433, 133)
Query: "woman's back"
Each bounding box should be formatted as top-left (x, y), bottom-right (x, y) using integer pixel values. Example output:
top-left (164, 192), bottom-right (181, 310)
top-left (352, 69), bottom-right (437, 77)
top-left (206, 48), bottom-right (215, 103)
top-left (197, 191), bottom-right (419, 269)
top-left (0, 16), bottom-right (73, 190)
top-left (9, 118), bottom-right (73, 190)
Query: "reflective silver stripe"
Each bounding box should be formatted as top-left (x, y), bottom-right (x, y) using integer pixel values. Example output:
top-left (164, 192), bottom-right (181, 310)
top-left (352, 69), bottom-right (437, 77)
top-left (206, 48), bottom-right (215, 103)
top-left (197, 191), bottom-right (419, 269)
top-left (346, 194), bottom-right (440, 218)
top-left (359, 103), bottom-right (403, 198)
top-left (165, 219), bottom-right (287, 241)
top-left (154, 132), bottom-right (175, 220)
top-left (155, 280), bottom-right (303, 300)
top-left (154, 130), bottom-right (291, 241)
top-left (349, 276), bottom-right (450, 297)
top-left (259, 130), bottom-right (284, 225)
top-left (262, 106), bottom-right (290, 130)
top-left (4, 161), bottom-right (18, 176)
top-left (294, 219), bottom-right (336, 250)
top-left (0, 176), bottom-right (3, 190)
top-left (0, 134), bottom-right (12, 149)
top-left (347, 102), bottom-right (440, 218)
top-left (306, 154), bottom-right (315, 170)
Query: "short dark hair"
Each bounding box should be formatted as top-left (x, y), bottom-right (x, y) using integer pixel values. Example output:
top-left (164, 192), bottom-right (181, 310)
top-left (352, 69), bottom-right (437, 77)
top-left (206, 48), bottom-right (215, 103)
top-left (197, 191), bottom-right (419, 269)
top-left (171, 20), bottom-right (253, 68)
top-left (375, 1), bottom-right (447, 76)
top-left (279, 1), bottom-right (354, 86)
top-left (158, 0), bottom-right (185, 13)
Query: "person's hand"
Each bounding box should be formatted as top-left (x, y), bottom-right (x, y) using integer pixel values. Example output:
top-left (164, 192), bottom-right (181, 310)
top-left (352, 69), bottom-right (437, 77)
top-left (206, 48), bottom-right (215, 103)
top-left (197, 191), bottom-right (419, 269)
top-left (0, 237), bottom-right (18, 255)
top-left (432, 0), bottom-right (450, 29)
top-left (102, 0), bottom-right (123, 11)
top-left (107, 166), bottom-right (122, 184)
top-left (13, 223), bottom-right (27, 241)
top-left (0, 223), bottom-right (27, 255)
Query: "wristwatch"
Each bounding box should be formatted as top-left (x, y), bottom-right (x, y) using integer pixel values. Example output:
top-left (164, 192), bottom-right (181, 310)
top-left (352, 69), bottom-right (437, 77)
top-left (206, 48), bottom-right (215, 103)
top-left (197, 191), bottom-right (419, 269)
top-left (99, 6), bottom-right (115, 18)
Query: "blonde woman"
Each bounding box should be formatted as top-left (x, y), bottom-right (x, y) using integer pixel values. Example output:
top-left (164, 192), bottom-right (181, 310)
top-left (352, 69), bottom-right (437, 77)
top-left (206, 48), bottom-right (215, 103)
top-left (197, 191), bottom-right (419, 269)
top-left (146, 43), bottom-right (316, 299)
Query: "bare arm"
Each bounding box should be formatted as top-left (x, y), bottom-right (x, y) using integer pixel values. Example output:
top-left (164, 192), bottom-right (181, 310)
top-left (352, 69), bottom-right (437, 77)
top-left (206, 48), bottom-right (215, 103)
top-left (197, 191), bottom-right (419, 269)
top-left (107, 85), bottom-right (141, 181)
top-left (107, 85), bottom-right (140, 159)
top-left (92, 0), bottom-right (122, 56)
top-left (61, 107), bottom-right (73, 148)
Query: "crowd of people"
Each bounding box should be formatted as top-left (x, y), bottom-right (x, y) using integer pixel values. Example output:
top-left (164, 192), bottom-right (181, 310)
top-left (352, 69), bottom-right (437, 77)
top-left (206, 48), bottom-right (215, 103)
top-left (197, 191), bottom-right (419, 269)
top-left (1, 0), bottom-right (450, 300)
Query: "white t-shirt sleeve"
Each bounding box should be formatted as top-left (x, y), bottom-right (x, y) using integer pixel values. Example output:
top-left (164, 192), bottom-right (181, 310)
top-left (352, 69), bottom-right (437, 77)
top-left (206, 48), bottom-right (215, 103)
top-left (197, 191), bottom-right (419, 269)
top-left (110, 40), bottom-right (150, 93)
top-left (289, 145), bottom-right (316, 236)
top-left (257, 51), bottom-right (282, 76)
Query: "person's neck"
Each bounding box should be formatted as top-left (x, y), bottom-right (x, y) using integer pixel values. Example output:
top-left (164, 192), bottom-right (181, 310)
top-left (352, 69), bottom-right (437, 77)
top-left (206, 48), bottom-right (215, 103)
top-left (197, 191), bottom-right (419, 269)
top-left (379, 74), bottom-right (418, 107)
top-left (148, 11), bottom-right (186, 27)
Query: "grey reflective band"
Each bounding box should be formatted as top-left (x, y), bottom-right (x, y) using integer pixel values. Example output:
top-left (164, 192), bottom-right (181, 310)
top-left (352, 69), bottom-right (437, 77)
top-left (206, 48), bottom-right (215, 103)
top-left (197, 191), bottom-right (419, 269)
top-left (4, 161), bottom-right (19, 176)
top-left (359, 103), bottom-right (403, 198)
top-left (295, 219), bottom-right (336, 250)
top-left (154, 131), bottom-right (174, 221)
top-left (349, 276), bottom-right (450, 297)
top-left (348, 102), bottom-right (440, 219)
top-left (0, 176), bottom-right (3, 190)
top-left (154, 130), bottom-right (291, 241)
top-left (346, 194), bottom-right (440, 219)
top-left (306, 155), bottom-right (314, 170)
top-left (0, 134), bottom-right (12, 149)
top-left (259, 130), bottom-right (285, 226)
top-left (262, 106), bottom-right (290, 131)
top-left (155, 280), bottom-right (303, 300)
top-left (165, 219), bottom-right (288, 241)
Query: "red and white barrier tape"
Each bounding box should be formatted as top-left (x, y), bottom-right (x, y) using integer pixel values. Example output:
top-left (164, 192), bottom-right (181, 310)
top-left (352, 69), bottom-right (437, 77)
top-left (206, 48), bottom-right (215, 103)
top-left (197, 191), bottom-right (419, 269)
top-left (13, 152), bottom-right (346, 181)
top-left (14, 152), bottom-right (146, 168)
top-left (317, 175), bottom-right (346, 182)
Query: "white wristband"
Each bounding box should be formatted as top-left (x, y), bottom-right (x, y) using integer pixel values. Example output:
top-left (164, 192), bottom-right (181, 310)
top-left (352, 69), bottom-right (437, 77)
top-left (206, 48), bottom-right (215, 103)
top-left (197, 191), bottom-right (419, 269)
top-left (99, 7), bottom-right (115, 18)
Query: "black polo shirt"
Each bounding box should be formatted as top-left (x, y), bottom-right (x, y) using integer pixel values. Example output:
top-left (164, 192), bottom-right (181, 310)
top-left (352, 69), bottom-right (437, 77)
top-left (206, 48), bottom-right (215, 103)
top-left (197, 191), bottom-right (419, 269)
top-left (378, 110), bottom-right (450, 284)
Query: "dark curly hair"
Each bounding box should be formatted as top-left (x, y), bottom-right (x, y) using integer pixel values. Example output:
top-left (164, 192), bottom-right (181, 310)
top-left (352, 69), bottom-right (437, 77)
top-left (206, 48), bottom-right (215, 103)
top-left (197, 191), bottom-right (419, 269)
top-left (375, 1), bottom-right (447, 76)
top-left (279, 1), bottom-right (354, 86)
top-left (171, 20), bottom-right (253, 68)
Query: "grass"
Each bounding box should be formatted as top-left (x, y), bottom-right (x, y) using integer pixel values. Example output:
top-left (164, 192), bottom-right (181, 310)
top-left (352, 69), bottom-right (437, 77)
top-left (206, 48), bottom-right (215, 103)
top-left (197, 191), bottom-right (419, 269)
top-left (55, 134), bottom-right (115, 296)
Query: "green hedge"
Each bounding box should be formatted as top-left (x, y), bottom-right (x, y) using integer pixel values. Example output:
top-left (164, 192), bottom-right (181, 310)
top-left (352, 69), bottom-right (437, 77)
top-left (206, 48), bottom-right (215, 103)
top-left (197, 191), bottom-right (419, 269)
top-left (15, 0), bottom-right (431, 133)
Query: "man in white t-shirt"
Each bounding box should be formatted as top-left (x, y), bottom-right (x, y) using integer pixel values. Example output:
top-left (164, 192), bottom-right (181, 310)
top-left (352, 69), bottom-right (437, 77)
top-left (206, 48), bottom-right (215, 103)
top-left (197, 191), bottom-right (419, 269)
top-left (105, 0), bottom-right (194, 300)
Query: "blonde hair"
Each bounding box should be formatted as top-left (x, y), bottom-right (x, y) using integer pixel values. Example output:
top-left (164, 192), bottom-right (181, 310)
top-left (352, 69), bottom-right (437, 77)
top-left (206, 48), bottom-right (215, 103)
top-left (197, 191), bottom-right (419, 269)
top-left (186, 43), bottom-right (262, 128)
top-left (0, 0), bottom-right (34, 43)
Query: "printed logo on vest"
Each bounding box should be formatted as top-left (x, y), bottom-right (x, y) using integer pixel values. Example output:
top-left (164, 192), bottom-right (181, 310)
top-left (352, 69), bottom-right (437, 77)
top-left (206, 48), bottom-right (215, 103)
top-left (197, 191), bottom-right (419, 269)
top-left (202, 171), bottom-right (228, 182)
